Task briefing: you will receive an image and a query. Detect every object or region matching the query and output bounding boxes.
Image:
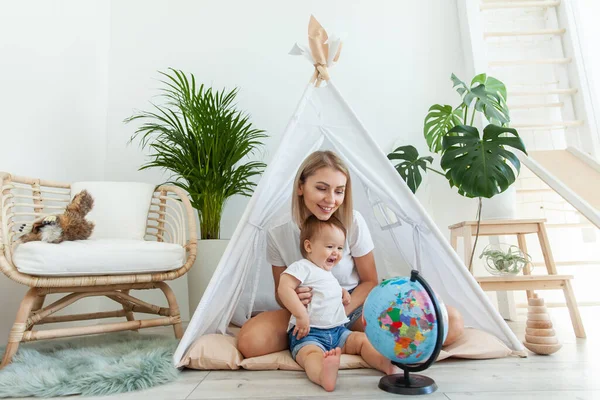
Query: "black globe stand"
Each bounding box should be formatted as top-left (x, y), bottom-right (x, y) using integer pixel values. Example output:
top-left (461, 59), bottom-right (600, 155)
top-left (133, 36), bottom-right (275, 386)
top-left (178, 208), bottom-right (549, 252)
top-left (378, 270), bottom-right (445, 395)
top-left (378, 365), bottom-right (438, 395)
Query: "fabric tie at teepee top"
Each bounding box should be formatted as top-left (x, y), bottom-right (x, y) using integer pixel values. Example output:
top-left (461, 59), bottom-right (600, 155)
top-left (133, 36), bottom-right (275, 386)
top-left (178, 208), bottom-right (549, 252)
top-left (308, 16), bottom-right (342, 87)
top-left (290, 15), bottom-right (343, 87)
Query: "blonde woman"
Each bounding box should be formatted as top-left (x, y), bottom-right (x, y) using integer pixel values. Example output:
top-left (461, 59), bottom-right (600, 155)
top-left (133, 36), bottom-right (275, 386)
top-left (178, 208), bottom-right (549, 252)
top-left (237, 151), bottom-right (464, 358)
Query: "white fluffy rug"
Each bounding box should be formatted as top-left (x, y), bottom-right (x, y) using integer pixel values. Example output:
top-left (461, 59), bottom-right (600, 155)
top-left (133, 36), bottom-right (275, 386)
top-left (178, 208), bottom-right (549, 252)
top-left (0, 331), bottom-right (179, 398)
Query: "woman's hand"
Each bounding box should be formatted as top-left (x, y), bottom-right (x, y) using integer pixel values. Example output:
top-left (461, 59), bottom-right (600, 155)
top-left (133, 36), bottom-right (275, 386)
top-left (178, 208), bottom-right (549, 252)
top-left (343, 252), bottom-right (378, 324)
top-left (293, 314), bottom-right (311, 339)
top-left (342, 288), bottom-right (351, 306)
top-left (295, 286), bottom-right (312, 306)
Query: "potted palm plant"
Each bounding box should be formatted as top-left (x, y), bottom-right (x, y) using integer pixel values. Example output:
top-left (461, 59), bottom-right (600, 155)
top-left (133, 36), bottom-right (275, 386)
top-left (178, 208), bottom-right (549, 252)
top-left (125, 68), bottom-right (267, 312)
top-left (388, 73), bottom-right (527, 271)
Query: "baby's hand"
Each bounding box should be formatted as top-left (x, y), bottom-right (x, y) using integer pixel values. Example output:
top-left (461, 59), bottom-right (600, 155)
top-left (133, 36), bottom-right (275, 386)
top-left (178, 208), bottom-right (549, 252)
top-left (293, 315), bottom-right (310, 339)
top-left (342, 288), bottom-right (351, 306)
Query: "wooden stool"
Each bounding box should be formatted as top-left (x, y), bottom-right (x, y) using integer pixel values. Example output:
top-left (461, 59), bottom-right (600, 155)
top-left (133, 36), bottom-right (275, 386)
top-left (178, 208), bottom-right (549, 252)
top-left (476, 275), bottom-right (585, 338)
top-left (449, 219), bottom-right (586, 339)
top-left (449, 219), bottom-right (556, 277)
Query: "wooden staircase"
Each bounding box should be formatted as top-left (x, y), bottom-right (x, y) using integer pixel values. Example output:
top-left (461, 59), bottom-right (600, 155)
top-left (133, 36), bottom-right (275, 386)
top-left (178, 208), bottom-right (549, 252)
top-left (461, 0), bottom-right (600, 306)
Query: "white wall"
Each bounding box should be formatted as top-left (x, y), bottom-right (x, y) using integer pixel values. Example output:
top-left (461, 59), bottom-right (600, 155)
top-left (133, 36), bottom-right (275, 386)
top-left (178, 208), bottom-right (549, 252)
top-left (104, 0), bottom-right (469, 233)
top-left (0, 0), bottom-right (109, 181)
top-left (0, 0), bottom-right (110, 344)
top-left (0, 0), bottom-right (468, 341)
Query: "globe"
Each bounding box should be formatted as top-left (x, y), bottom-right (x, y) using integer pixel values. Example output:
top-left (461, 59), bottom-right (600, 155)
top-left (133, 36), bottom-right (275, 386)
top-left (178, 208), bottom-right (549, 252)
top-left (363, 275), bottom-right (449, 365)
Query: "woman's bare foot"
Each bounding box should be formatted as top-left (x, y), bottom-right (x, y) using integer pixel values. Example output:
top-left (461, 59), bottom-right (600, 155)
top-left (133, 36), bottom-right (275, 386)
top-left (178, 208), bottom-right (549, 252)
top-left (320, 348), bottom-right (341, 391)
top-left (385, 362), bottom-right (402, 375)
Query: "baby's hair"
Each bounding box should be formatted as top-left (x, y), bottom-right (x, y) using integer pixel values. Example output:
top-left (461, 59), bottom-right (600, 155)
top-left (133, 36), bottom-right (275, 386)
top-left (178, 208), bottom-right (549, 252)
top-left (299, 215), bottom-right (347, 259)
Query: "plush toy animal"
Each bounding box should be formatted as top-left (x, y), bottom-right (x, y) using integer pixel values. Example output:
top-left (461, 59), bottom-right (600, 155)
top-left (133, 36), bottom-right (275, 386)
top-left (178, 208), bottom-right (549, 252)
top-left (17, 190), bottom-right (95, 244)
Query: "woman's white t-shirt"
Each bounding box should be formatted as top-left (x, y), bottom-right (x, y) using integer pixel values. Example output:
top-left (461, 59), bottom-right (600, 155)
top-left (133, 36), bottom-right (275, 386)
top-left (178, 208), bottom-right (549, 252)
top-left (266, 210), bottom-right (374, 291)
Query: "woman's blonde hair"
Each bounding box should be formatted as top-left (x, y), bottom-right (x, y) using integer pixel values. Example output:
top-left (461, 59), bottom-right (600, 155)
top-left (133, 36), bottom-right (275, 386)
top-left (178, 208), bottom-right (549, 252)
top-left (292, 150), bottom-right (353, 230)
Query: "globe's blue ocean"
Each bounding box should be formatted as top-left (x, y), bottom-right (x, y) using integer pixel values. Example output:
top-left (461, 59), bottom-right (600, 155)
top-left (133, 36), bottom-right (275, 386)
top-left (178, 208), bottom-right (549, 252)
top-left (363, 276), bottom-right (448, 365)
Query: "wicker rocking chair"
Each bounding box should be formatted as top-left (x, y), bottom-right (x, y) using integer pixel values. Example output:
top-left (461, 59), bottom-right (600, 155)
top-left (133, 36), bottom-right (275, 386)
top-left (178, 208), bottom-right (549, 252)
top-left (0, 172), bottom-right (197, 369)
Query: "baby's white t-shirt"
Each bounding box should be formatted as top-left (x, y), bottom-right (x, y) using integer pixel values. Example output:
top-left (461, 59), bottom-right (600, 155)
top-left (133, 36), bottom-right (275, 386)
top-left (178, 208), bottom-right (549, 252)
top-left (282, 259), bottom-right (350, 330)
top-left (266, 210), bottom-right (374, 291)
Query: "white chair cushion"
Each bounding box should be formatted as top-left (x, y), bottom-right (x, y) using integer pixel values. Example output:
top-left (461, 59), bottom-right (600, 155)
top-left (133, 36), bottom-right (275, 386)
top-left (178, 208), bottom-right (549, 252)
top-left (13, 239), bottom-right (186, 276)
top-left (70, 181), bottom-right (156, 240)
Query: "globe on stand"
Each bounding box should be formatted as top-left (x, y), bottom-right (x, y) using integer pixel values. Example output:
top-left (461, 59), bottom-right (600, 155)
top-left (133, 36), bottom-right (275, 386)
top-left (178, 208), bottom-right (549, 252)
top-left (363, 270), bottom-right (447, 395)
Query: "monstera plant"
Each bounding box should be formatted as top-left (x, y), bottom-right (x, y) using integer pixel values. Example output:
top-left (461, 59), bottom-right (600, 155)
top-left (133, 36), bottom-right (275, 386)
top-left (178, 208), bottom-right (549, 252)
top-left (388, 73), bottom-right (527, 270)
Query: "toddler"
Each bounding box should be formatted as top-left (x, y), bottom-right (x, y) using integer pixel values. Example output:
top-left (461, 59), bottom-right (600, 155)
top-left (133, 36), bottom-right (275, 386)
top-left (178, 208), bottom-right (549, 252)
top-left (277, 215), bottom-right (398, 392)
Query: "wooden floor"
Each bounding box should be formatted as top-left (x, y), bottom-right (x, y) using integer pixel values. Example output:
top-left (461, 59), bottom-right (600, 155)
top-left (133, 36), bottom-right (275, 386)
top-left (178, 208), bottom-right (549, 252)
top-left (12, 306), bottom-right (599, 400)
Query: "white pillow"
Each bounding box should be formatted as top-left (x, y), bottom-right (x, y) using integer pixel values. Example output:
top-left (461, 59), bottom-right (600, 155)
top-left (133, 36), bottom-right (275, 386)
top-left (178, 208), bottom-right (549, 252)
top-left (70, 181), bottom-right (156, 240)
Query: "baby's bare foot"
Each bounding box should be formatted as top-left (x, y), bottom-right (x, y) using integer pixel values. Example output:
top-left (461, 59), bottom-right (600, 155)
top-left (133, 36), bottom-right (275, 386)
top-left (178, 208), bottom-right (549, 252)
top-left (320, 348), bottom-right (341, 392)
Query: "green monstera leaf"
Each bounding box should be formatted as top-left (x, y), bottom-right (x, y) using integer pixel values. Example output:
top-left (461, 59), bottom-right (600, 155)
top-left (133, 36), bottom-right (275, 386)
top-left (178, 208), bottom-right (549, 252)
top-left (423, 104), bottom-right (463, 154)
top-left (451, 74), bottom-right (477, 108)
top-left (451, 73), bottom-right (510, 125)
top-left (440, 124), bottom-right (527, 198)
top-left (388, 145), bottom-right (433, 194)
top-left (472, 73), bottom-right (507, 101)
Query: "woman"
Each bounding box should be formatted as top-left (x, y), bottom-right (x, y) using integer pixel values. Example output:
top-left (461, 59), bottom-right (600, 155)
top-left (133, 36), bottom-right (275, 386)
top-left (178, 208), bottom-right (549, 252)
top-left (237, 151), bottom-right (463, 358)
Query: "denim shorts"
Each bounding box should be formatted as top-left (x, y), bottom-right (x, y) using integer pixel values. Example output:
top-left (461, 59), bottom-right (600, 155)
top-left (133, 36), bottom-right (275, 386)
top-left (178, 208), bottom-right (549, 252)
top-left (288, 325), bottom-right (352, 360)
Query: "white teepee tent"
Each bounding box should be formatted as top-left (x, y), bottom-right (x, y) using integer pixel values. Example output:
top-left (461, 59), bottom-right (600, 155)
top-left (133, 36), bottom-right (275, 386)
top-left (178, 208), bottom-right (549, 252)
top-left (173, 16), bottom-right (524, 366)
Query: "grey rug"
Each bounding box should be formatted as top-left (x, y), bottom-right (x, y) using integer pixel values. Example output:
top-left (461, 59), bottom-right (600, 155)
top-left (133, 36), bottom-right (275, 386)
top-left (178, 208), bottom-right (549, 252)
top-left (0, 331), bottom-right (180, 398)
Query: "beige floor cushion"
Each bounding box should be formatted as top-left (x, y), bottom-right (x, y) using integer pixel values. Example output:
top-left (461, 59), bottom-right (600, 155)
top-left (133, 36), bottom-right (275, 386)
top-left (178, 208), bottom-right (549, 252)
top-left (178, 334), bottom-right (243, 370)
top-left (179, 327), bottom-right (515, 371)
top-left (14, 239), bottom-right (185, 276)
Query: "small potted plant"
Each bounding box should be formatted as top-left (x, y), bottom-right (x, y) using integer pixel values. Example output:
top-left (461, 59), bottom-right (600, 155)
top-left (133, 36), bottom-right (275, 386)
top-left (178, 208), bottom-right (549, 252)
top-left (479, 243), bottom-right (532, 276)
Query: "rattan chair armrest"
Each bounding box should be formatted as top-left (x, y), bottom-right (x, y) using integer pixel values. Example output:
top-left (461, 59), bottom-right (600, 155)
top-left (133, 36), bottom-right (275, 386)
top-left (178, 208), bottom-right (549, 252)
top-left (146, 185), bottom-right (198, 280)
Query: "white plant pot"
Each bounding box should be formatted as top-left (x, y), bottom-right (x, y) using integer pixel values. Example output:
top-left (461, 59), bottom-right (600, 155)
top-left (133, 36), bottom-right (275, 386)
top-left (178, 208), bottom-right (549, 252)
top-left (480, 185), bottom-right (517, 220)
top-left (187, 239), bottom-right (230, 315)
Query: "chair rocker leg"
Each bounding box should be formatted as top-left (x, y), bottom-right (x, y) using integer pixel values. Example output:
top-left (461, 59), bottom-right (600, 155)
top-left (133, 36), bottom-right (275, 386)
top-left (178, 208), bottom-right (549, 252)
top-left (120, 290), bottom-right (138, 332)
top-left (1, 289), bottom-right (38, 370)
top-left (26, 294), bottom-right (46, 332)
top-left (1, 283), bottom-right (184, 370)
top-left (155, 282), bottom-right (183, 339)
